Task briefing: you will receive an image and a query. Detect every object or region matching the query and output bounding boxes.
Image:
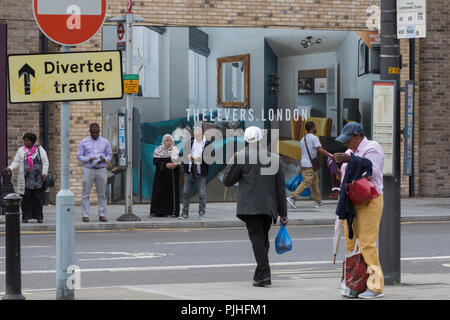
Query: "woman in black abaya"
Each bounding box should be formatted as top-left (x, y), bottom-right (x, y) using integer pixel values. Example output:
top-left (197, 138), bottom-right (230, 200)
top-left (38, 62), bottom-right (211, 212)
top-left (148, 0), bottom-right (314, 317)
top-left (150, 134), bottom-right (181, 217)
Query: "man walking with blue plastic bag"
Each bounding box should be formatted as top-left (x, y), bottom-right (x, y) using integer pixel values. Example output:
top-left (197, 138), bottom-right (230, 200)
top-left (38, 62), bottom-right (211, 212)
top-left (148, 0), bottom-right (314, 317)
top-left (287, 121), bottom-right (331, 209)
top-left (223, 126), bottom-right (288, 287)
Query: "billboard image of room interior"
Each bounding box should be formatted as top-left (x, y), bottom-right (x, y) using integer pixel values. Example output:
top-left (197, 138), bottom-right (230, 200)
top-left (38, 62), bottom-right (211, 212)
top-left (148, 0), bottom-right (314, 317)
top-left (101, 27), bottom-right (380, 204)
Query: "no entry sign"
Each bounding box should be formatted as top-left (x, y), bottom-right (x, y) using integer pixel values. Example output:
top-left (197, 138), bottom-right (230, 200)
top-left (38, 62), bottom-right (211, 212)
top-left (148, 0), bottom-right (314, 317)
top-left (117, 24), bottom-right (125, 40)
top-left (32, 0), bottom-right (108, 46)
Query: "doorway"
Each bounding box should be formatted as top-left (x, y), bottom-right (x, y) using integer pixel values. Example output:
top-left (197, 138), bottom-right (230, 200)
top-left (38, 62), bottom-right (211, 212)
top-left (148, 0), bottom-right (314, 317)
top-left (295, 67), bottom-right (339, 137)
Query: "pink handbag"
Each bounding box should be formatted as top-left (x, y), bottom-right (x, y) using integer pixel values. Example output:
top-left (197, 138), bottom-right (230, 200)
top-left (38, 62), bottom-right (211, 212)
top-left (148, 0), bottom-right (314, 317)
top-left (346, 177), bottom-right (379, 204)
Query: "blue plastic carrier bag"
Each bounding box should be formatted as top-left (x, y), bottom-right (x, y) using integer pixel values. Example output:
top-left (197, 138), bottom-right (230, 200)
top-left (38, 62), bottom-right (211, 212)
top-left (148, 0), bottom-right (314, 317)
top-left (285, 174), bottom-right (311, 196)
top-left (275, 224), bottom-right (293, 254)
top-left (285, 174), bottom-right (302, 192)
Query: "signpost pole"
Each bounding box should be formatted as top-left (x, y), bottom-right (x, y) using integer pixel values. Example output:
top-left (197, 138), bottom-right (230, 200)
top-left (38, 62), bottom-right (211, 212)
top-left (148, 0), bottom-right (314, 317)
top-left (408, 38), bottom-right (415, 197)
top-left (56, 45), bottom-right (75, 300)
top-left (117, 6), bottom-right (141, 221)
top-left (126, 12), bottom-right (133, 216)
top-left (379, 0), bottom-right (401, 285)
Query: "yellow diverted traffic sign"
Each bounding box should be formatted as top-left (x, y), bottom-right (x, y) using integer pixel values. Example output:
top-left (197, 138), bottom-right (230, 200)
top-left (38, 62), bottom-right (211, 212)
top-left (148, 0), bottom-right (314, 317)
top-left (8, 50), bottom-right (123, 103)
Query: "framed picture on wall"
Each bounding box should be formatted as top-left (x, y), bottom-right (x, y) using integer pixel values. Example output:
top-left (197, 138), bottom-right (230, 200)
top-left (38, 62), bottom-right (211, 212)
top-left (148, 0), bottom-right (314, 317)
top-left (358, 39), bottom-right (368, 76)
top-left (298, 78), bottom-right (314, 94)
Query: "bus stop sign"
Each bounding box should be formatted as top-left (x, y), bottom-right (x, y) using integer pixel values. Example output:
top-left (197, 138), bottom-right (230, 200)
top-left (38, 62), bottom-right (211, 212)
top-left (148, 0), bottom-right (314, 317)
top-left (32, 0), bottom-right (108, 46)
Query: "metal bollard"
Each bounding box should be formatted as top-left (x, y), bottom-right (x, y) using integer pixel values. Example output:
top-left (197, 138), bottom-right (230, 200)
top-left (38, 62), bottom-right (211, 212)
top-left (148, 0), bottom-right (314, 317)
top-left (2, 193), bottom-right (25, 300)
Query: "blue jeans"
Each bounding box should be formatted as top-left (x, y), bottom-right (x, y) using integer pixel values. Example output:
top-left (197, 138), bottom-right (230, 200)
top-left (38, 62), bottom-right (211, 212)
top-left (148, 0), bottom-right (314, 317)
top-left (181, 173), bottom-right (207, 217)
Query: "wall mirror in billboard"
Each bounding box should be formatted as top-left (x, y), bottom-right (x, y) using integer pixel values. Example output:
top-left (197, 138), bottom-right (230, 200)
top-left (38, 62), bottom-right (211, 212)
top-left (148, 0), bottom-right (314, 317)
top-left (217, 54), bottom-right (250, 108)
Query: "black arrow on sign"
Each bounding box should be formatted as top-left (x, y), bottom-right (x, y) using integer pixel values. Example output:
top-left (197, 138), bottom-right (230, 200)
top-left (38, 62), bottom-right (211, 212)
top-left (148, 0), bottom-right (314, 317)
top-left (18, 64), bottom-right (35, 95)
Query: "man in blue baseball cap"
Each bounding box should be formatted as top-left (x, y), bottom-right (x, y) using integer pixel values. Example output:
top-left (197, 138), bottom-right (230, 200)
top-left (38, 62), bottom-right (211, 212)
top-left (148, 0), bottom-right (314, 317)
top-left (335, 122), bottom-right (364, 144)
top-left (333, 122), bottom-right (386, 299)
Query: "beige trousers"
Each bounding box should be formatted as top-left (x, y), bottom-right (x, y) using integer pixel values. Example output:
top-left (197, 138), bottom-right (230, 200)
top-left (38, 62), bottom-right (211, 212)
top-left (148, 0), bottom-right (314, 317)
top-left (290, 167), bottom-right (321, 203)
top-left (344, 195), bottom-right (384, 293)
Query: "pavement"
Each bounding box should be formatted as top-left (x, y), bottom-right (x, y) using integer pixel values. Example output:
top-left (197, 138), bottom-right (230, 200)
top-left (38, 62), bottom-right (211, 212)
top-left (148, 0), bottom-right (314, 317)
top-left (1, 197), bottom-right (449, 232)
top-left (21, 273), bottom-right (450, 300)
top-left (1, 197), bottom-right (450, 300)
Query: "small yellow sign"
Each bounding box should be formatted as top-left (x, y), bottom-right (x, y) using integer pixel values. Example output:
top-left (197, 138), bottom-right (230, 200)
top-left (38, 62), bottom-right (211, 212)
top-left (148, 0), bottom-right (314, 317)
top-left (123, 74), bottom-right (139, 94)
top-left (8, 51), bottom-right (123, 103)
top-left (388, 67), bottom-right (400, 74)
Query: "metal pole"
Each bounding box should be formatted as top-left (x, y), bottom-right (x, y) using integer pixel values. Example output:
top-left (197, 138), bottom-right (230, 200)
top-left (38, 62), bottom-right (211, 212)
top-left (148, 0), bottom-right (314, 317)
top-left (126, 12), bottom-right (133, 215)
top-left (409, 38), bottom-right (415, 197)
top-left (42, 34), bottom-right (49, 206)
top-left (117, 10), bottom-right (140, 221)
top-left (2, 193), bottom-right (25, 300)
top-left (56, 46), bottom-right (75, 300)
top-left (379, 0), bottom-right (401, 285)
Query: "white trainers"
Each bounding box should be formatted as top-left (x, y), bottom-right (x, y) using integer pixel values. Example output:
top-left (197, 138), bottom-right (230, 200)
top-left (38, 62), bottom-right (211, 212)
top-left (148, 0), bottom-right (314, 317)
top-left (358, 289), bottom-right (384, 299)
top-left (314, 202), bottom-right (323, 208)
top-left (287, 197), bottom-right (296, 209)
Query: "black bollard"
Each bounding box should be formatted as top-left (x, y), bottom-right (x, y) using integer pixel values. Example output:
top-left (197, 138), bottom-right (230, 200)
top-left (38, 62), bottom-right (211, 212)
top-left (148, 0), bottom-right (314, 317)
top-left (2, 193), bottom-right (25, 300)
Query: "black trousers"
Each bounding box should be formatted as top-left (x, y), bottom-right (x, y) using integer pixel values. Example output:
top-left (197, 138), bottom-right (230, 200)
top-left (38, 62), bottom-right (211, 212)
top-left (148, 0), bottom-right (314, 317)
top-left (238, 214), bottom-right (273, 282)
top-left (21, 188), bottom-right (43, 221)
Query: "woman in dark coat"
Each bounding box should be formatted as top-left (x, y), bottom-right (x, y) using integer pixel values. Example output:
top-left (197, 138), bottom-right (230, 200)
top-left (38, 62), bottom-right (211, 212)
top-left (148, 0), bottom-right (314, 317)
top-left (150, 134), bottom-right (181, 217)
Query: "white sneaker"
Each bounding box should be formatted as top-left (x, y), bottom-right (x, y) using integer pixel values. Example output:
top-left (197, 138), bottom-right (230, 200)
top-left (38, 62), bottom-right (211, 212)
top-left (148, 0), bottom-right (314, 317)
top-left (314, 202), bottom-right (323, 208)
top-left (358, 289), bottom-right (384, 299)
top-left (287, 197), bottom-right (296, 209)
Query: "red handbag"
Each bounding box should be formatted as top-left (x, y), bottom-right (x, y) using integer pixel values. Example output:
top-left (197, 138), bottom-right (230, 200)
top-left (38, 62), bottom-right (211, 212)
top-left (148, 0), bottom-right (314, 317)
top-left (346, 177), bottom-right (379, 204)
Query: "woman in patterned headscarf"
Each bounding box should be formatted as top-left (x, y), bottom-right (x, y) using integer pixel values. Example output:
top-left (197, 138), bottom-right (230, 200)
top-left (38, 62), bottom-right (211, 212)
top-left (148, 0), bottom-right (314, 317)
top-left (150, 134), bottom-right (181, 217)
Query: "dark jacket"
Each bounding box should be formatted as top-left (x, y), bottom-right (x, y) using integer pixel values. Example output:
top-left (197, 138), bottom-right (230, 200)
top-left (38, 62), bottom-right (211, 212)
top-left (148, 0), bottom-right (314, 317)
top-left (223, 146), bottom-right (287, 223)
top-left (182, 138), bottom-right (213, 177)
top-left (335, 154), bottom-right (373, 239)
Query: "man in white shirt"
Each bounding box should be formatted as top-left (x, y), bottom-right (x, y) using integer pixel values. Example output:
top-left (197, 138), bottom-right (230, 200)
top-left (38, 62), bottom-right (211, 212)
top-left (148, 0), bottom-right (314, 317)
top-left (287, 121), bottom-right (331, 209)
top-left (180, 127), bottom-right (211, 220)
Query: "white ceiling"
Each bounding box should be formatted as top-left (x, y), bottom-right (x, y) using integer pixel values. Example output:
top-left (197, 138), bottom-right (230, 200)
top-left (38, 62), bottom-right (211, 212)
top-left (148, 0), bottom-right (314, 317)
top-left (264, 29), bottom-right (351, 57)
top-left (200, 27), bottom-right (351, 58)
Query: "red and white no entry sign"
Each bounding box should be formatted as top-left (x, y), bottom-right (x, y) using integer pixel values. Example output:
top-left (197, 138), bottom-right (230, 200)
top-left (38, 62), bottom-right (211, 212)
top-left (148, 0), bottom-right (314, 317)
top-left (117, 24), bottom-right (125, 41)
top-left (32, 0), bottom-right (108, 46)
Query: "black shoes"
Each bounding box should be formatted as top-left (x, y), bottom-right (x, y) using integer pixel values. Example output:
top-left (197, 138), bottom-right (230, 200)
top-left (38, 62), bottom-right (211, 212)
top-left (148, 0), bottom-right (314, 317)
top-left (253, 278), bottom-right (272, 287)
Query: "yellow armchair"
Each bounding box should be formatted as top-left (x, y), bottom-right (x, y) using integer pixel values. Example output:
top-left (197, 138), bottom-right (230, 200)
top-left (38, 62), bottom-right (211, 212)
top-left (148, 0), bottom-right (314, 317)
top-left (277, 117), bottom-right (332, 161)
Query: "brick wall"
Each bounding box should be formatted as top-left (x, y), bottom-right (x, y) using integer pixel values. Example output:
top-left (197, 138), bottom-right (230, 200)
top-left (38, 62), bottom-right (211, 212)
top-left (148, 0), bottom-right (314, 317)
top-left (1, 0), bottom-right (102, 204)
top-left (1, 1), bottom-right (42, 188)
top-left (418, 0), bottom-right (450, 197)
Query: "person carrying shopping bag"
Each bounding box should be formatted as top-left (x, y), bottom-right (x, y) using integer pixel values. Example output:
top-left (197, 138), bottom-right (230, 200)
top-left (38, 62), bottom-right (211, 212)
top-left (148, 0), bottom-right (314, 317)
top-left (334, 122), bottom-right (385, 299)
top-left (223, 126), bottom-right (288, 287)
top-left (287, 121), bottom-right (331, 209)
